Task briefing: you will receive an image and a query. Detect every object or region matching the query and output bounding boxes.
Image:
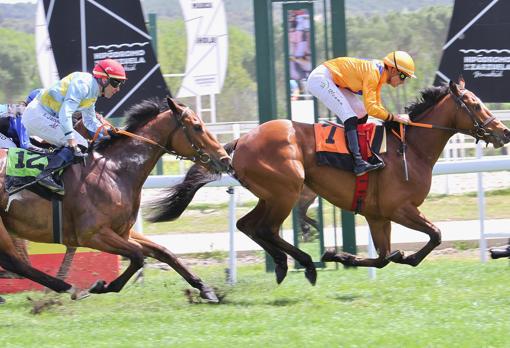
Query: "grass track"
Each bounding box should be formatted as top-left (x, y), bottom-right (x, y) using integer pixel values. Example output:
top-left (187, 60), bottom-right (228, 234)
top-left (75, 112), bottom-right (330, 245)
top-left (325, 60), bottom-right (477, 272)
top-left (1, 256), bottom-right (510, 347)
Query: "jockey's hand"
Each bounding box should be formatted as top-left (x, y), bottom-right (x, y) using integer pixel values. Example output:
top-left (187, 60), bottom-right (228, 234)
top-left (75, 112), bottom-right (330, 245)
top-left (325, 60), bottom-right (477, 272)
top-left (106, 128), bottom-right (119, 138)
top-left (71, 145), bottom-right (87, 164)
top-left (393, 113), bottom-right (410, 125)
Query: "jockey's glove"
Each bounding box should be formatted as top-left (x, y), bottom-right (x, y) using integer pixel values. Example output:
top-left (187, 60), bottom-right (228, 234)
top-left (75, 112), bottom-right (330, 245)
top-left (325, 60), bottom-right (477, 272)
top-left (390, 113), bottom-right (410, 125)
top-left (71, 145), bottom-right (88, 164)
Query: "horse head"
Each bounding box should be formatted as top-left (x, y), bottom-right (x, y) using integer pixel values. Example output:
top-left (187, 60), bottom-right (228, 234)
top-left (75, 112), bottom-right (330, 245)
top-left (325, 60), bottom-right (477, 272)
top-left (166, 98), bottom-right (232, 173)
top-left (448, 78), bottom-right (510, 148)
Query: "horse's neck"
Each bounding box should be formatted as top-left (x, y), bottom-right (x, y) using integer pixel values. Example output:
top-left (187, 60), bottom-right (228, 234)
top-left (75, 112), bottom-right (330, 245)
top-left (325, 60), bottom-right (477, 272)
top-left (98, 129), bottom-right (165, 190)
top-left (405, 103), bottom-right (456, 168)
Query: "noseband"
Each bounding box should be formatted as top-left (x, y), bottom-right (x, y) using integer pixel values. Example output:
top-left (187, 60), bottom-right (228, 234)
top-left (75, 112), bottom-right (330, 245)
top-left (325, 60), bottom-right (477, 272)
top-left (450, 89), bottom-right (496, 142)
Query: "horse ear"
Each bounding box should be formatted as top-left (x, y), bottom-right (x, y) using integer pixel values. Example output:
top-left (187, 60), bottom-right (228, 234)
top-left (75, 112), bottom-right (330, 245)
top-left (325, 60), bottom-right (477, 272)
top-left (458, 75), bottom-right (465, 89)
top-left (449, 80), bottom-right (459, 95)
top-left (166, 97), bottom-right (179, 114)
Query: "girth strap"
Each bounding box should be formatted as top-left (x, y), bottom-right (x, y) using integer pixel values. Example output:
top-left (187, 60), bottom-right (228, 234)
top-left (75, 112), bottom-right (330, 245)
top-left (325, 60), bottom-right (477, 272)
top-left (52, 197), bottom-right (63, 244)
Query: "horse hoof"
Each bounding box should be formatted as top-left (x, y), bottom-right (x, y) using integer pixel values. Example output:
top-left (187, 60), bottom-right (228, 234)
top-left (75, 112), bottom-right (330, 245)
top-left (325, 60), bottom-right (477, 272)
top-left (489, 248), bottom-right (510, 259)
top-left (0, 296), bottom-right (5, 304)
top-left (305, 266), bottom-right (317, 286)
top-left (200, 286), bottom-right (219, 303)
top-left (386, 250), bottom-right (404, 263)
top-left (275, 264), bottom-right (288, 284)
top-left (321, 249), bottom-right (338, 262)
top-left (89, 280), bottom-right (107, 294)
top-left (69, 287), bottom-right (90, 300)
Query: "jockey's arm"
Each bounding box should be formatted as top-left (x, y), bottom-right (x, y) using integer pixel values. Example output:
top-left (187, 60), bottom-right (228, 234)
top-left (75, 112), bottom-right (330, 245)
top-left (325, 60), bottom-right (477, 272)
top-left (81, 107), bottom-right (103, 139)
top-left (362, 76), bottom-right (390, 122)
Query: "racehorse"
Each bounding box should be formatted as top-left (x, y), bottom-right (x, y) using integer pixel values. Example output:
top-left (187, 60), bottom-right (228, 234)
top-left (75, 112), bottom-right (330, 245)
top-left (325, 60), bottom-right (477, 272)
top-left (146, 80), bottom-right (510, 285)
top-left (0, 98), bottom-right (231, 301)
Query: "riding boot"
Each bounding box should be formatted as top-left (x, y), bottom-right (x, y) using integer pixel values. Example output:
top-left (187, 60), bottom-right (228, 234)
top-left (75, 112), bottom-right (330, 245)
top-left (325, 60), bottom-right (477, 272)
top-left (36, 147), bottom-right (73, 195)
top-left (345, 129), bottom-right (384, 176)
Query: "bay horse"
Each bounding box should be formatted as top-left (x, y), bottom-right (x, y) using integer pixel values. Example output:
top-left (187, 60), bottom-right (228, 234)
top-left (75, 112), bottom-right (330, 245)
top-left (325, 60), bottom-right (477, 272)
top-left (0, 98), bottom-right (231, 301)
top-left (147, 80), bottom-right (510, 285)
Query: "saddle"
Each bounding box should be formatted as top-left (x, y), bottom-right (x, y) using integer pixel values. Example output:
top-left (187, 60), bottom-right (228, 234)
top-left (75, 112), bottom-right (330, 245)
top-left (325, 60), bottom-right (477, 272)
top-left (314, 122), bottom-right (386, 170)
top-left (314, 122), bottom-right (387, 214)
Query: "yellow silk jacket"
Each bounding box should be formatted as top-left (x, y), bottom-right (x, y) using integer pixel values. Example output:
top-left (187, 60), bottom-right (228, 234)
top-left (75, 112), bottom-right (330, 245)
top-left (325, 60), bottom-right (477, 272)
top-left (323, 57), bottom-right (390, 120)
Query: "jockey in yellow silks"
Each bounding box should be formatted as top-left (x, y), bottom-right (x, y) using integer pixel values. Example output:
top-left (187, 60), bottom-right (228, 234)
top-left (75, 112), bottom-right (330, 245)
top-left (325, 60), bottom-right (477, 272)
top-left (21, 58), bottom-right (127, 194)
top-left (306, 51), bottom-right (416, 176)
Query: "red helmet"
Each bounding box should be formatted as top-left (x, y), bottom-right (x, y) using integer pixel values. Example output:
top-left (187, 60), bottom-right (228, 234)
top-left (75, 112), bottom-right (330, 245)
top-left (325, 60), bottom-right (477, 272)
top-left (92, 59), bottom-right (127, 80)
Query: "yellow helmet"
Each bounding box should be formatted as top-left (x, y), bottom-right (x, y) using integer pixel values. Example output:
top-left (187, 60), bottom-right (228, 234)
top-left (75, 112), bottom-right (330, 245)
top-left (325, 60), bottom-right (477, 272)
top-left (383, 51), bottom-right (416, 78)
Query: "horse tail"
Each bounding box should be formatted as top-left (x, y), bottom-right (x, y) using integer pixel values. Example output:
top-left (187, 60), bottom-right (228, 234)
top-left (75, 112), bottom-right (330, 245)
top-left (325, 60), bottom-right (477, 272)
top-left (145, 139), bottom-right (239, 222)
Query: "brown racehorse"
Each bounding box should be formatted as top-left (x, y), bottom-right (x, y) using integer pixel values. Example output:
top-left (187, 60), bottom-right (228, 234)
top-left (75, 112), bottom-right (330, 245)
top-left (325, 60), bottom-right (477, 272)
top-left (147, 80), bottom-right (510, 285)
top-left (0, 98), bottom-right (231, 301)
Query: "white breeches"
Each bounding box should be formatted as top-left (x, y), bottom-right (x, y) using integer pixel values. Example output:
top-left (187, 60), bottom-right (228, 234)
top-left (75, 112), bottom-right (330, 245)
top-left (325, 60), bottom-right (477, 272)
top-left (306, 64), bottom-right (366, 122)
top-left (21, 99), bottom-right (88, 148)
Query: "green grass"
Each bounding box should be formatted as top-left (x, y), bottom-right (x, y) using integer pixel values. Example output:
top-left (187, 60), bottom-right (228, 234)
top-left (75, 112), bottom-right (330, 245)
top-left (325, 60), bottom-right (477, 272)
top-left (142, 188), bottom-right (510, 235)
top-left (1, 258), bottom-right (510, 347)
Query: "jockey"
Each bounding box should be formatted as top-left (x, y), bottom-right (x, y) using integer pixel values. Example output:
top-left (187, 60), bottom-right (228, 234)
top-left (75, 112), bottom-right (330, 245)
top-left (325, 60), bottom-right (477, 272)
top-left (21, 58), bottom-right (127, 194)
top-left (306, 51), bottom-right (416, 176)
top-left (0, 89), bottom-right (45, 151)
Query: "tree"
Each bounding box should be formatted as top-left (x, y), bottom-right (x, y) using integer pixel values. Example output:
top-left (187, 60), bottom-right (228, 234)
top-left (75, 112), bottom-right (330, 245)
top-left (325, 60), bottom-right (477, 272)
top-left (0, 28), bottom-right (41, 102)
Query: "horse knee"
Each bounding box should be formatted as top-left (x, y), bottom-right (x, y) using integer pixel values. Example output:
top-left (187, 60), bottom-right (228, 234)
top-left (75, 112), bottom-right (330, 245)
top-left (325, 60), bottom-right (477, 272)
top-left (430, 230), bottom-right (442, 246)
top-left (0, 252), bottom-right (24, 274)
top-left (132, 251), bottom-right (145, 269)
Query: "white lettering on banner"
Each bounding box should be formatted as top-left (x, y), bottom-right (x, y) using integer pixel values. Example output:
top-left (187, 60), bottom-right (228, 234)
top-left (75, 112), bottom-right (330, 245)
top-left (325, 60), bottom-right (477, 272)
top-left (89, 42), bottom-right (150, 72)
top-left (460, 48), bottom-right (510, 78)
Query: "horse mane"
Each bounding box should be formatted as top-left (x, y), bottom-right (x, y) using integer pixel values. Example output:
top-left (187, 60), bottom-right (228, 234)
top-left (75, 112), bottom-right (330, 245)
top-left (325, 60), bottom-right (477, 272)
top-left (405, 84), bottom-right (450, 119)
top-left (93, 98), bottom-right (167, 151)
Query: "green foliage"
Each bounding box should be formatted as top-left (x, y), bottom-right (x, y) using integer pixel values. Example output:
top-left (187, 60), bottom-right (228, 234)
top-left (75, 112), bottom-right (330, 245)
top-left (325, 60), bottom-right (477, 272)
top-left (0, 28), bottom-right (41, 103)
top-left (346, 6), bottom-right (453, 112)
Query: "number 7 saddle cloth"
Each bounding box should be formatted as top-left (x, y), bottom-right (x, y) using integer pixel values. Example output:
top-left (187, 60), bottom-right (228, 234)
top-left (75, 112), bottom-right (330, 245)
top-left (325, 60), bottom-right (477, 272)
top-left (314, 122), bottom-right (386, 171)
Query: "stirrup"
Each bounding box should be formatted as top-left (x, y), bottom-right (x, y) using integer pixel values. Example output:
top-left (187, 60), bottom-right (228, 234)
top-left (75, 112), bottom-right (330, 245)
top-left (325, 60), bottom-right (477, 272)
top-left (37, 176), bottom-right (65, 195)
top-left (354, 161), bottom-right (384, 176)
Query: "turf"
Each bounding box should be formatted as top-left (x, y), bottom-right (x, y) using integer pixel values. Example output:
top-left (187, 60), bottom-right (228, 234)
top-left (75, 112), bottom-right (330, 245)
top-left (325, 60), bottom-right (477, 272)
top-left (1, 256), bottom-right (509, 347)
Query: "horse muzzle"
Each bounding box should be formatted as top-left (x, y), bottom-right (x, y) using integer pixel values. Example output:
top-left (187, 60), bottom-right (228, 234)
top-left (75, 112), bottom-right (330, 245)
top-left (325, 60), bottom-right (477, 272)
top-left (504, 128), bottom-right (510, 143)
top-left (207, 155), bottom-right (232, 174)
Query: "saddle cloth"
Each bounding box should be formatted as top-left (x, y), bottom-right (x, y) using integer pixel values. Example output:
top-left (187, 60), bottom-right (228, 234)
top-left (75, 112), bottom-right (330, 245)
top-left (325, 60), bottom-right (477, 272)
top-left (314, 122), bottom-right (386, 171)
top-left (6, 148), bottom-right (60, 200)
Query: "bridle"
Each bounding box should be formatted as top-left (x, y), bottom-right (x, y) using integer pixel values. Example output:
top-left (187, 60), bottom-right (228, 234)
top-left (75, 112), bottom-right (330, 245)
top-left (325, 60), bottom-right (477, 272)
top-left (167, 107), bottom-right (212, 164)
top-left (448, 89), bottom-right (496, 142)
top-left (407, 87), bottom-right (496, 143)
top-left (92, 106), bottom-right (212, 164)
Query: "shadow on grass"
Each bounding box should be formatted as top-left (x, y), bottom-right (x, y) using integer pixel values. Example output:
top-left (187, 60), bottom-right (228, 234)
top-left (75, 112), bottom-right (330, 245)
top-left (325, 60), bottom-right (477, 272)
top-left (219, 298), bottom-right (301, 307)
top-left (332, 293), bottom-right (361, 302)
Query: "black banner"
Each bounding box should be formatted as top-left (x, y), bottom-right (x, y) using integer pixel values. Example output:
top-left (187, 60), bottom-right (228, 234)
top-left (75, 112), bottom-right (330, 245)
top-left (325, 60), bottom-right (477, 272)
top-left (434, 0), bottom-right (510, 102)
top-left (42, 0), bottom-right (170, 117)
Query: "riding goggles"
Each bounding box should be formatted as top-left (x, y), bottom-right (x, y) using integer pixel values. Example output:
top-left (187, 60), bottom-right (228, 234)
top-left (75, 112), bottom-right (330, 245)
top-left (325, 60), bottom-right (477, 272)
top-left (109, 78), bottom-right (125, 88)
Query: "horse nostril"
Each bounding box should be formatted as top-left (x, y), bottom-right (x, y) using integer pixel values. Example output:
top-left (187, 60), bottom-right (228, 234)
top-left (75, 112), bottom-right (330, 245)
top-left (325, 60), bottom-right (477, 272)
top-left (504, 129), bottom-right (510, 142)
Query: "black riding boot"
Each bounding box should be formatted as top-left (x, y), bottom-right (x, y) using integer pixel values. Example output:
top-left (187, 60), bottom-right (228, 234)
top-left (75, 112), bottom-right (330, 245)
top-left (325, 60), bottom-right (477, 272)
top-left (36, 147), bottom-right (73, 195)
top-left (344, 118), bottom-right (384, 176)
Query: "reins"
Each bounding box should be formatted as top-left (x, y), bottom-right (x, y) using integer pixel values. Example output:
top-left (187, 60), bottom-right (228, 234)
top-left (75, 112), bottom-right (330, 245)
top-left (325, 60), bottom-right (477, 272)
top-left (90, 107), bottom-right (211, 164)
top-left (397, 89), bottom-right (496, 142)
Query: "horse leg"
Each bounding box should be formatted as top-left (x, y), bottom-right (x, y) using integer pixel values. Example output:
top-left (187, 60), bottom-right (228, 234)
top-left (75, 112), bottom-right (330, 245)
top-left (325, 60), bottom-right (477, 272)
top-left (237, 201), bottom-right (289, 284)
top-left (55, 247), bottom-right (77, 280)
top-left (129, 230), bottom-right (219, 303)
top-left (82, 228), bottom-right (145, 294)
top-left (322, 217), bottom-right (392, 268)
top-left (256, 199), bottom-right (317, 285)
top-left (387, 205), bottom-right (441, 267)
top-left (0, 218), bottom-right (81, 297)
top-left (0, 237), bottom-right (30, 279)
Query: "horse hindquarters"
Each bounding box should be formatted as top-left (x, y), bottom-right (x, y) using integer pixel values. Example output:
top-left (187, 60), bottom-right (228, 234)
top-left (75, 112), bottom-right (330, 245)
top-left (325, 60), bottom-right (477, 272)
top-left (0, 216), bottom-right (74, 294)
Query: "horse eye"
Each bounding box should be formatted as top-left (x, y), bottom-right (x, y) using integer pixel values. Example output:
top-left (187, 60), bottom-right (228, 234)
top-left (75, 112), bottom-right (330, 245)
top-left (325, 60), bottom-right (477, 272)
top-left (193, 124), bottom-right (203, 132)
